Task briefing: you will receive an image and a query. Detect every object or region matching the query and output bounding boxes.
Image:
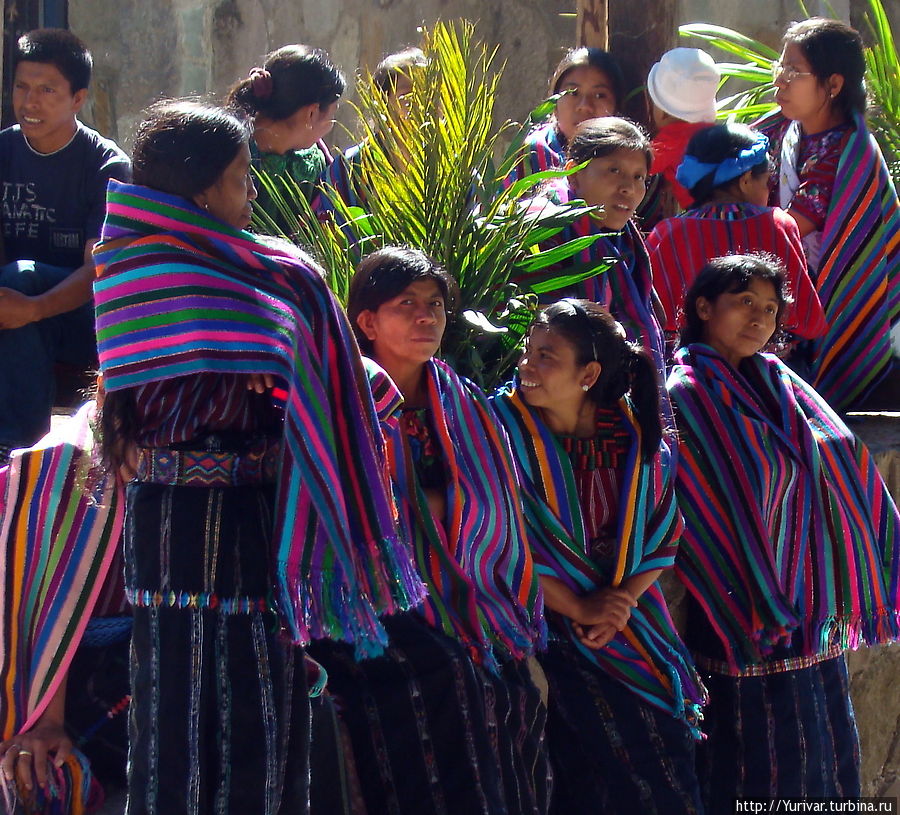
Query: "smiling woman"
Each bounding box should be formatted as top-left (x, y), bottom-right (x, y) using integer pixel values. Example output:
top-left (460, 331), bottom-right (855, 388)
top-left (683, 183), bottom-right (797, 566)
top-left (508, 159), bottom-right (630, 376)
top-left (492, 300), bottom-right (706, 814)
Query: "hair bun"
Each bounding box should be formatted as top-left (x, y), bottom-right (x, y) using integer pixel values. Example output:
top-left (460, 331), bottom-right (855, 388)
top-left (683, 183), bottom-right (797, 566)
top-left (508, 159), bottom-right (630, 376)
top-left (249, 67), bottom-right (274, 100)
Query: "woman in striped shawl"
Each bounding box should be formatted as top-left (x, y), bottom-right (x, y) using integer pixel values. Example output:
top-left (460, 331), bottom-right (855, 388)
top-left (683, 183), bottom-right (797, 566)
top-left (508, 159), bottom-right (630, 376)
top-left (93, 101), bottom-right (425, 815)
top-left (310, 247), bottom-right (550, 815)
top-left (760, 18), bottom-right (899, 410)
top-left (667, 254), bottom-right (900, 811)
top-left (493, 300), bottom-right (706, 815)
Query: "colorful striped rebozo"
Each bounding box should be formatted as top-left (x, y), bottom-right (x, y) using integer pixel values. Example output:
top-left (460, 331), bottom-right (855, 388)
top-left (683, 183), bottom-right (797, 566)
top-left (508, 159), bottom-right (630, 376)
top-left (93, 181), bottom-right (426, 654)
top-left (761, 112), bottom-right (900, 410)
top-left (0, 403), bottom-right (121, 814)
top-left (668, 344), bottom-right (900, 670)
top-left (0, 402), bottom-right (123, 739)
top-left (366, 358), bottom-right (545, 669)
top-left (491, 384), bottom-right (706, 733)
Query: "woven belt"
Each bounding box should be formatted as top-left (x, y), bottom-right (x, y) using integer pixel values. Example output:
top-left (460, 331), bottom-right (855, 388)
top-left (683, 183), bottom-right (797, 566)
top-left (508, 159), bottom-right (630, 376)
top-left (694, 645), bottom-right (843, 677)
top-left (135, 438), bottom-right (282, 487)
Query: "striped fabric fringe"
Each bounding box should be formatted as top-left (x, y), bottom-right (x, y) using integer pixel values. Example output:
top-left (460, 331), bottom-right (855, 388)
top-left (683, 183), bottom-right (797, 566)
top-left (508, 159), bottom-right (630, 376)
top-left (93, 181), bottom-right (425, 654)
top-left (760, 112), bottom-right (900, 410)
top-left (0, 403), bottom-right (121, 815)
top-left (491, 385), bottom-right (706, 733)
top-left (667, 345), bottom-right (900, 670)
top-left (365, 359), bottom-right (545, 669)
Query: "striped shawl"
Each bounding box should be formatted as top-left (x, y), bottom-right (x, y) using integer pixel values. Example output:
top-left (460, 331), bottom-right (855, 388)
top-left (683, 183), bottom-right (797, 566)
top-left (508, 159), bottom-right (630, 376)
top-left (366, 359), bottom-right (545, 669)
top-left (668, 345), bottom-right (900, 669)
top-left (491, 385), bottom-right (706, 731)
top-left (760, 111), bottom-right (900, 409)
top-left (93, 181), bottom-right (425, 653)
top-left (0, 402), bottom-right (122, 738)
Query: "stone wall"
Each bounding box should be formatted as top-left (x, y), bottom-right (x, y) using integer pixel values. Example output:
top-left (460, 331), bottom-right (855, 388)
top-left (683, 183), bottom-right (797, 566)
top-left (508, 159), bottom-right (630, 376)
top-left (66, 0), bottom-right (900, 797)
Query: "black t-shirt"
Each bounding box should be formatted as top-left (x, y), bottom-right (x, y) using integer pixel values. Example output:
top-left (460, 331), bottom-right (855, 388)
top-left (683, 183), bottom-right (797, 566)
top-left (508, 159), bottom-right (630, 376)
top-left (0, 121), bottom-right (131, 267)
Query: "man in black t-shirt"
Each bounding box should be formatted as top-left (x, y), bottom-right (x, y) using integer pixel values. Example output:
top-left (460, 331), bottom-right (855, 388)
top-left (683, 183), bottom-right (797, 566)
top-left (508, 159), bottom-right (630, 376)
top-left (0, 28), bottom-right (130, 456)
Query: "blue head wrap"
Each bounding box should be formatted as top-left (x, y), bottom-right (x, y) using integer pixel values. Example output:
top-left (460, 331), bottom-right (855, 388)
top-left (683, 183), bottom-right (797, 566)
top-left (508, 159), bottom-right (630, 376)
top-left (675, 131), bottom-right (770, 195)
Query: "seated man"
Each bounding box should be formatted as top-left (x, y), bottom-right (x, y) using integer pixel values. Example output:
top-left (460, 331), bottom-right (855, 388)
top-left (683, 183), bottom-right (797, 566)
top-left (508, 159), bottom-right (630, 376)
top-left (0, 28), bottom-right (130, 461)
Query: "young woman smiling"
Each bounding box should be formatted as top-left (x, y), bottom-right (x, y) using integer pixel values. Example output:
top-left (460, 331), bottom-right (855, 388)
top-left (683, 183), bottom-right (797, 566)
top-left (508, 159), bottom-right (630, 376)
top-left (309, 247), bottom-right (550, 815)
top-left (493, 300), bottom-right (706, 815)
top-left (667, 254), bottom-right (900, 811)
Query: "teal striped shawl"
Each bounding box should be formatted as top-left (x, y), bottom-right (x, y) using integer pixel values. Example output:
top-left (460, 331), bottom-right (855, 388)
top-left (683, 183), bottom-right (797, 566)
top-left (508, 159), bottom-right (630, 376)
top-left (492, 385), bottom-right (705, 732)
top-left (668, 345), bottom-right (900, 669)
top-left (366, 359), bottom-right (545, 669)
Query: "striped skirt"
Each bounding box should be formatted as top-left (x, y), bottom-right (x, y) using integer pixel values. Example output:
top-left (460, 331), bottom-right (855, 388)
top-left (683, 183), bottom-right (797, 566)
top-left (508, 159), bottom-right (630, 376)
top-left (310, 612), bottom-right (551, 815)
top-left (539, 637), bottom-right (703, 815)
top-left (696, 654), bottom-right (860, 811)
top-left (124, 480), bottom-right (310, 815)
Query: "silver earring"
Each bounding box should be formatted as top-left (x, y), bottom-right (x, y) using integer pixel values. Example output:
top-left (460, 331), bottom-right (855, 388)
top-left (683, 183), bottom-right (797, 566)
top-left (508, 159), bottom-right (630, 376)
top-left (582, 384), bottom-right (590, 392)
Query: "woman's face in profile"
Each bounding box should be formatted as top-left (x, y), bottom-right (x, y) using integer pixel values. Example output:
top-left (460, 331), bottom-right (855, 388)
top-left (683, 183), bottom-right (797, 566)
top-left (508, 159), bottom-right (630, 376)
top-left (195, 141), bottom-right (257, 229)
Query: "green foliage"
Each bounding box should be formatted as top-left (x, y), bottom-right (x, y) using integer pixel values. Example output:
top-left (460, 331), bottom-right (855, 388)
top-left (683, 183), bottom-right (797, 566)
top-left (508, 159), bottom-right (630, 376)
top-left (251, 20), bottom-right (611, 391)
top-left (680, 0), bottom-right (900, 182)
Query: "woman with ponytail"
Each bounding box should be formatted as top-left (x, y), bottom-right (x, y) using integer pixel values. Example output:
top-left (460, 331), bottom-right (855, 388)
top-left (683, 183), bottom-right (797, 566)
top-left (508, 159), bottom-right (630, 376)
top-left (492, 299), bottom-right (706, 815)
top-left (225, 45), bottom-right (345, 232)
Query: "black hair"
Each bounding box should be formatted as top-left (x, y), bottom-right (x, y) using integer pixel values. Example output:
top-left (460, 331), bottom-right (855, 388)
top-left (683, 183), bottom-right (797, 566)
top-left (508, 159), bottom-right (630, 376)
top-left (373, 47), bottom-right (427, 95)
top-left (679, 253), bottom-right (790, 347)
top-left (683, 122), bottom-right (770, 206)
top-left (566, 116), bottom-right (652, 171)
top-left (534, 299), bottom-right (662, 459)
top-left (347, 246), bottom-right (458, 354)
top-left (131, 100), bottom-right (250, 199)
top-left (14, 28), bottom-right (92, 93)
top-left (226, 44), bottom-right (345, 121)
top-left (550, 47), bottom-right (625, 112)
top-left (783, 18), bottom-right (867, 119)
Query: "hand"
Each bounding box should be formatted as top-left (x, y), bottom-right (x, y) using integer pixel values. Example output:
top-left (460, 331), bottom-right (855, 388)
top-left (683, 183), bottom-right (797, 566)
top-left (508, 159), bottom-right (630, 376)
top-left (572, 621), bottom-right (618, 650)
top-left (572, 587), bottom-right (637, 630)
top-left (0, 720), bottom-right (73, 792)
top-left (245, 373), bottom-right (275, 393)
top-left (0, 288), bottom-right (41, 329)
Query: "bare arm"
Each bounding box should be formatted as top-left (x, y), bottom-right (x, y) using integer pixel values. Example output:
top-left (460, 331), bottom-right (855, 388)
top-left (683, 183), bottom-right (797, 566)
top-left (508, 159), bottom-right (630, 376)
top-left (786, 207), bottom-right (817, 238)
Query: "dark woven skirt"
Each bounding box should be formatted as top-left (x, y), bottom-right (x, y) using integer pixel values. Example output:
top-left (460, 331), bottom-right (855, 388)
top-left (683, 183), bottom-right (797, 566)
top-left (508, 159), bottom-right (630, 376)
top-left (539, 637), bottom-right (703, 815)
top-left (310, 612), bottom-right (552, 815)
top-left (696, 654), bottom-right (860, 811)
top-left (475, 656), bottom-right (552, 815)
top-left (124, 481), bottom-right (310, 815)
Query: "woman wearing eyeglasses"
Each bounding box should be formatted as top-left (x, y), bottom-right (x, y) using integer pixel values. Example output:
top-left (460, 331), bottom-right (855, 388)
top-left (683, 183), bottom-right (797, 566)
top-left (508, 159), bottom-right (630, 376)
top-left (492, 300), bottom-right (706, 815)
top-left (759, 18), bottom-right (899, 411)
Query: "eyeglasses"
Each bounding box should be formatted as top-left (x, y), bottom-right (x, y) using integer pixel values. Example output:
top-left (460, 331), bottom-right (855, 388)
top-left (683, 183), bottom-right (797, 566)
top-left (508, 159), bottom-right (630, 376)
top-left (771, 61), bottom-right (815, 84)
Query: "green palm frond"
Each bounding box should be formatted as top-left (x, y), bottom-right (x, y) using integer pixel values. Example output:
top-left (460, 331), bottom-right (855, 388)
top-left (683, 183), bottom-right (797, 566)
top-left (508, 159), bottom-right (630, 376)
top-left (253, 20), bottom-right (609, 390)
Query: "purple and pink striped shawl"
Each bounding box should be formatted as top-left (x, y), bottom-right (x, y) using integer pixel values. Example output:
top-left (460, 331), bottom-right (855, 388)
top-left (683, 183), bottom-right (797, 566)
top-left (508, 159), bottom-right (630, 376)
top-left (668, 345), bottom-right (900, 669)
top-left (503, 122), bottom-right (567, 189)
top-left (0, 402), bottom-right (123, 740)
top-left (760, 111), bottom-right (900, 409)
top-left (93, 181), bottom-right (425, 654)
top-left (366, 358), bottom-right (545, 668)
top-left (492, 384), bottom-right (705, 732)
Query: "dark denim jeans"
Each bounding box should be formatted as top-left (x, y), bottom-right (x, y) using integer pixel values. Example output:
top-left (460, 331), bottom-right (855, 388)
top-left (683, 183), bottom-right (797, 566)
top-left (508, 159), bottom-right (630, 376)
top-left (0, 260), bottom-right (96, 448)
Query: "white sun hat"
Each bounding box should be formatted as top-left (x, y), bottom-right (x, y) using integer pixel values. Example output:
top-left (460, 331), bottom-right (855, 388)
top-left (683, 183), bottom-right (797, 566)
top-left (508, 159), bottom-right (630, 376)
top-left (647, 47), bottom-right (720, 123)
